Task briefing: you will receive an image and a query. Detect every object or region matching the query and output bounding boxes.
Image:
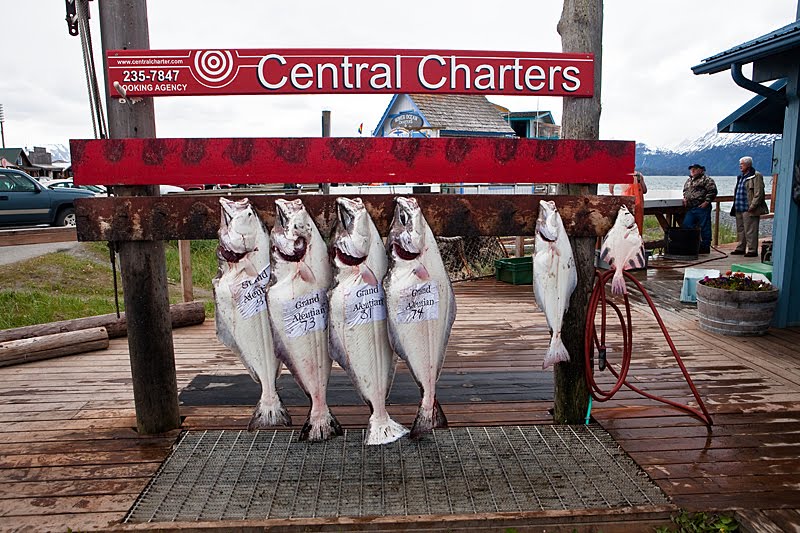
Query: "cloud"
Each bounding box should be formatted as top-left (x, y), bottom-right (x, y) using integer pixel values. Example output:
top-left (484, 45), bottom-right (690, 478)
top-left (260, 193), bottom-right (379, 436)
top-left (1, 0), bottom-right (795, 149)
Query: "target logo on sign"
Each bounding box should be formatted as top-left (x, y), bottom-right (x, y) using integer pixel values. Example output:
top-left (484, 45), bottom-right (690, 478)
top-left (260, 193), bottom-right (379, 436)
top-left (191, 50), bottom-right (237, 88)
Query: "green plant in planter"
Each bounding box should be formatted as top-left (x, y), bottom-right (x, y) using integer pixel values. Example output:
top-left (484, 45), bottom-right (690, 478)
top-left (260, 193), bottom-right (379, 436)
top-left (700, 272), bottom-right (772, 291)
top-left (654, 510), bottom-right (738, 532)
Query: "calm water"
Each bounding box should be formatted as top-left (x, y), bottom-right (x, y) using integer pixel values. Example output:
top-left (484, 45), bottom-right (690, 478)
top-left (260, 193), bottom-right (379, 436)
top-left (644, 175), bottom-right (774, 196)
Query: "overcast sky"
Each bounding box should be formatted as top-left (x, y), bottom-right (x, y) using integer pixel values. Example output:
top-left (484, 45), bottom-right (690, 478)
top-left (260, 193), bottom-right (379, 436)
top-left (0, 1), bottom-right (796, 152)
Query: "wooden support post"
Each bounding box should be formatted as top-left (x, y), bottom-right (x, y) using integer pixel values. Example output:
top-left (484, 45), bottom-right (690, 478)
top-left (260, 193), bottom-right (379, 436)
top-left (554, 0), bottom-right (603, 424)
top-left (714, 201), bottom-right (720, 246)
top-left (515, 236), bottom-right (524, 257)
top-left (178, 240), bottom-right (193, 302)
top-left (321, 110), bottom-right (331, 195)
top-left (98, 0), bottom-right (180, 434)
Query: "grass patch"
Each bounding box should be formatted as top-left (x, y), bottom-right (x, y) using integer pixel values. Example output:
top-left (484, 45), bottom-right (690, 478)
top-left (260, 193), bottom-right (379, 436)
top-left (164, 240), bottom-right (219, 293)
top-left (0, 242), bottom-right (217, 330)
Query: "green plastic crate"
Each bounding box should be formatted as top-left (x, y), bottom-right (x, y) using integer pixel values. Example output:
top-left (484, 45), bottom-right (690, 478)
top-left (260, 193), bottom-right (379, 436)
top-left (731, 262), bottom-right (772, 281)
top-left (495, 256), bottom-right (533, 285)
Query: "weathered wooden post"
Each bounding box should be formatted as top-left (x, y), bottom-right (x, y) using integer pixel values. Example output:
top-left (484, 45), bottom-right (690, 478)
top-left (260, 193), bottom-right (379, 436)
top-left (554, 0), bottom-right (603, 423)
top-left (98, 0), bottom-right (181, 434)
top-left (321, 110), bottom-right (332, 195)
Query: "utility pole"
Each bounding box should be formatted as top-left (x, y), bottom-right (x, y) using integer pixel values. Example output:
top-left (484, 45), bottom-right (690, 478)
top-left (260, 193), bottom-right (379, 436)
top-left (98, 0), bottom-right (180, 434)
top-left (0, 104), bottom-right (6, 148)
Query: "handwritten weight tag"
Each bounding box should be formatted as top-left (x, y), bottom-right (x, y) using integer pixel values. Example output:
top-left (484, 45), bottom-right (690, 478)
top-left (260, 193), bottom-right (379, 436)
top-left (396, 280), bottom-right (440, 323)
top-left (345, 282), bottom-right (387, 327)
top-left (230, 265), bottom-right (270, 319)
top-left (284, 289), bottom-right (328, 338)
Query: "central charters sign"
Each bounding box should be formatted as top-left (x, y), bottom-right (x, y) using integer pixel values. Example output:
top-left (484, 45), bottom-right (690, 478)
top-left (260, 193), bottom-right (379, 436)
top-left (107, 48), bottom-right (594, 98)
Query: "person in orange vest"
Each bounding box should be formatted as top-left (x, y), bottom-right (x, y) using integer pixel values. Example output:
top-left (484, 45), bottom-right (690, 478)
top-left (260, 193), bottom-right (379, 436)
top-left (609, 171), bottom-right (647, 234)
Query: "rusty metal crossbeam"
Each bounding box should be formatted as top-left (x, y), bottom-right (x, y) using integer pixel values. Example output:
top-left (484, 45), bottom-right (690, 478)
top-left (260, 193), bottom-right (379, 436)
top-left (74, 193), bottom-right (633, 242)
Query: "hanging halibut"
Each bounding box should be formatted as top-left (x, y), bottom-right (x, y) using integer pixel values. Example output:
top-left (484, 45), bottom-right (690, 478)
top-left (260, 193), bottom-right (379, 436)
top-left (384, 197), bottom-right (456, 439)
top-left (212, 197), bottom-right (290, 430)
top-left (329, 197), bottom-right (409, 445)
top-left (268, 198), bottom-right (342, 442)
top-left (599, 205), bottom-right (646, 295)
top-left (533, 200), bottom-right (577, 369)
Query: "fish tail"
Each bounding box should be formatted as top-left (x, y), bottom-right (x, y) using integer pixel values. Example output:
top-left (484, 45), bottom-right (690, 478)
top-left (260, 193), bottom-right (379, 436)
top-left (365, 413), bottom-right (410, 445)
top-left (299, 407), bottom-right (343, 442)
top-left (611, 269), bottom-right (627, 295)
top-left (247, 398), bottom-right (291, 431)
top-left (410, 398), bottom-right (448, 440)
top-left (542, 334), bottom-right (571, 369)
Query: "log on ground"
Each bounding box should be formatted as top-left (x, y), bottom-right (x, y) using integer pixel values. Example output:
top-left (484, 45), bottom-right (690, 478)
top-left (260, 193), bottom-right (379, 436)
top-left (0, 301), bottom-right (205, 343)
top-left (0, 327), bottom-right (109, 367)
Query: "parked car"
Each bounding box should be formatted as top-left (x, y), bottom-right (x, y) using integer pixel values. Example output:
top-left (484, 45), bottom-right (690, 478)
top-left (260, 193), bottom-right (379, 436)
top-left (0, 169), bottom-right (95, 227)
top-left (43, 178), bottom-right (107, 196)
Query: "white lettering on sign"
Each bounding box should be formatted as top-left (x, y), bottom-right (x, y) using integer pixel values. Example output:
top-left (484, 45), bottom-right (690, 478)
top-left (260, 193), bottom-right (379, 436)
top-left (397, 281), bottom-right (440, 323)
top-left (345, 283), bottom-right (387, 327)
top-left (231, 265), bottom-right (271, 319)
top-left (284, 289), bottom-right (328, 338)
top-left (108, 49), bottom-right (594, 98)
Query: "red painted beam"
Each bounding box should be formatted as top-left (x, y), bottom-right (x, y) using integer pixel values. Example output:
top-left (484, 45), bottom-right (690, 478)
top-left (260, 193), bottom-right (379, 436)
top-left (70, 137), bottom-right (633, 186)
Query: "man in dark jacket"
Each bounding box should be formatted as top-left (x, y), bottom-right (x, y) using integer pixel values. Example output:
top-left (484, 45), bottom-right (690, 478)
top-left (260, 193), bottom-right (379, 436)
top-left (682, 164), bottom-right (718, 254)
top-left (730, 156), bottom-right (769, 257)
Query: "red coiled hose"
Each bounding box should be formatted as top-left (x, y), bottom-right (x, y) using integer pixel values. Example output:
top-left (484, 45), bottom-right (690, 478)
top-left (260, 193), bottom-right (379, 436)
top-left (584, 268), bottom-right (713, 426)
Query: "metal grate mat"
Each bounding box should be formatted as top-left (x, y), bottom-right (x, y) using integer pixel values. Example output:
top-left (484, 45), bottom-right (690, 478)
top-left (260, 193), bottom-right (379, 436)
top-left (125, 425), bottom-right (669, 523)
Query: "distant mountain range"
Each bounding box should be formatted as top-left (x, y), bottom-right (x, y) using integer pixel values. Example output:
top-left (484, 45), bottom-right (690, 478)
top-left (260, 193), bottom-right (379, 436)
top-left (36, 131), bottom-right (779, 178)
top-left (637, 130), bottom-right (779, 176)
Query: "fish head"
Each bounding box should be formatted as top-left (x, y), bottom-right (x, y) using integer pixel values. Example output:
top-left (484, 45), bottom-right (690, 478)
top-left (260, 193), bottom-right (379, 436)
top-left (615, 205), bottom-right (637, 230)
top-left (218, 197), bottom-right (261, 257)
top-left (272, 198), bottom-right (312, 262)
top-left (388, 196), bottom-right (426, 260)
top-left (333, 197), bottom-right (370, 266)
top-left (536, 200), bottom-right (561, 242)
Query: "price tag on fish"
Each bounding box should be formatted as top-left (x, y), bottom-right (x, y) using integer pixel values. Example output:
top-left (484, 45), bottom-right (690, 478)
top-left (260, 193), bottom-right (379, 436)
top-left (396, 281), bottom-right (440, 323)
top-left (230, 265), bottom-right (270, 319)
top-left (345, 283), bottom-right (387, 327)
top-left (284, 289), bottom-right (328, 338)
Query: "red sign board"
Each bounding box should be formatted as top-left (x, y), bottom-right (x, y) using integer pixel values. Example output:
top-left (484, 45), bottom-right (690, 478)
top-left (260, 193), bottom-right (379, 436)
top-left (70, 137), bottom-right (631, 186)
top-left (106, 49), bottom-right (594, 98)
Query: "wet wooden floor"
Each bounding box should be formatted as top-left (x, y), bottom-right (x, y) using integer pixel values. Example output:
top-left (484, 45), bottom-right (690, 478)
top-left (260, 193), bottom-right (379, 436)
top-left (1, 242), bottom-right (798, 531)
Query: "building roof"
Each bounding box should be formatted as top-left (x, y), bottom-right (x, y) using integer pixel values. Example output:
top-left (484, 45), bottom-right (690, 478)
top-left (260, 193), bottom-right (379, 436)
top-left (0, 148), bottom-right (32, 168)
top-left (717, 79), bottom-right (787, 134)
top-left (692, 20), bottom-right (800, 74)
top-left (409, 94), bottom-right (515, 135)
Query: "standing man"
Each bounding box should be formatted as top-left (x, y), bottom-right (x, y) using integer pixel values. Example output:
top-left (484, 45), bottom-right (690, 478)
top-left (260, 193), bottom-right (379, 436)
top-left (682, 164), bottom-right (718, 254)
top-left (730, 156), bottom-right (769, 257)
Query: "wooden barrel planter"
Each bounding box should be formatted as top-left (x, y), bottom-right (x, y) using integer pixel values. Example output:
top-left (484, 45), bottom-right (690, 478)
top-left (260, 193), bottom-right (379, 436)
top-left (696, 282), bottom-right (779, 336)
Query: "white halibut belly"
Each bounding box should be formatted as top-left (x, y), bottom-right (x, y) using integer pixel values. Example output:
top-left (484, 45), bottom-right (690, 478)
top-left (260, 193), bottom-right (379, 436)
top-left (385, 268), bottom-right (455, 383)
top-left (329, 295), bottom-right (394, 402)
top-left (215, 272), bottom-right (275, 383)
top-left (268, 279), bottom-right (331, 396)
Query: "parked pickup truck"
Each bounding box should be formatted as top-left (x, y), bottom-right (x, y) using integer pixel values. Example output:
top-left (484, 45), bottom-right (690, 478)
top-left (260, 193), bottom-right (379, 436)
top-left (0, 168), bottom-right (95, 227)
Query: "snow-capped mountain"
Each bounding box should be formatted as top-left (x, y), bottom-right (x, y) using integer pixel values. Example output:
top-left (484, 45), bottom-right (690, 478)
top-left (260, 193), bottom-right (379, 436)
top-left (637, 130), bottom-right (779, 176)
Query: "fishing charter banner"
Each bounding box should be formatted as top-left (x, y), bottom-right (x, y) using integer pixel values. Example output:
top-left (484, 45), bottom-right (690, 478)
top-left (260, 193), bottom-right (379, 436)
top-left (106, 48), bottom-right (594, 98)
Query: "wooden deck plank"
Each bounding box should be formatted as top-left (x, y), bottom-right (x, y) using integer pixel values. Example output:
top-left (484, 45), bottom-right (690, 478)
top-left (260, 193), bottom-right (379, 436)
top-left (0, 270), bottom-right (799, 528)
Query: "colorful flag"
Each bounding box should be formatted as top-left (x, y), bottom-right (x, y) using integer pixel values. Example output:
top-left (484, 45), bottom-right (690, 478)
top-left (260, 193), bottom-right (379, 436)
top-left (358, 123), bottom-right (363, 135)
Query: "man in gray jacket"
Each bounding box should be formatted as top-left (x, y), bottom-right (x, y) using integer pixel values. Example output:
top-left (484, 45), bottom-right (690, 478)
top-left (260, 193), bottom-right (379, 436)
top-left (730, 156), bottom-right (769, 257)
